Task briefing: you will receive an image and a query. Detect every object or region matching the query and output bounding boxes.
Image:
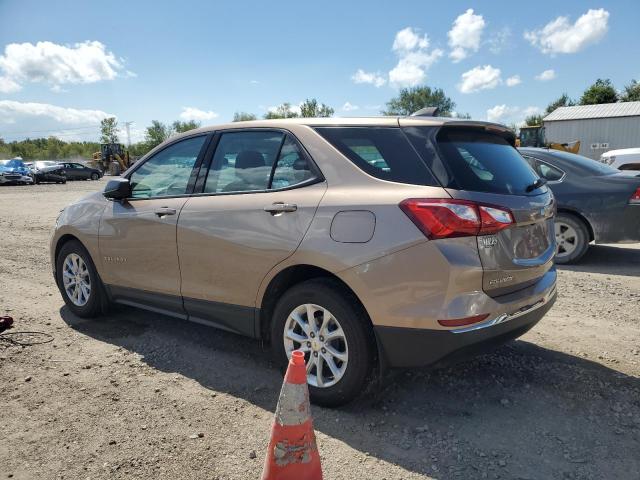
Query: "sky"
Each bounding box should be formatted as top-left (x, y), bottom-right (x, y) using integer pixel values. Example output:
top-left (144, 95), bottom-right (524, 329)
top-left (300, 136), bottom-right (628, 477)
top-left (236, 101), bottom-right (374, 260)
top-left (0, 0), bottom-right (638, 143)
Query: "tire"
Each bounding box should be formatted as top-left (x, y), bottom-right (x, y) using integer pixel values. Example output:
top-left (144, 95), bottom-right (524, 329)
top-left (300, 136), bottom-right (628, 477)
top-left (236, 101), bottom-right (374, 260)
top-left (270, 278), bottom-right (375, 407)
top-left (555, 213), bottom-right (590, 264)
top-left (90, 172), bottom-right (99, 180)
top-left (55, 240), bottom-right (106, 318)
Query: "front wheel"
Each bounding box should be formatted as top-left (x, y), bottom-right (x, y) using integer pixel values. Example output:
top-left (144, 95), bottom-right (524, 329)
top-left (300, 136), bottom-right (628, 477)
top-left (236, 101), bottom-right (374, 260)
top-left (55, 240), bottom-right (105, 317)
top-left (271, 279), bottom-right (375, 407)
top-left (555, 213), bottom-right (590, 264)
top-left (90, 172), bottom-right (99, 180)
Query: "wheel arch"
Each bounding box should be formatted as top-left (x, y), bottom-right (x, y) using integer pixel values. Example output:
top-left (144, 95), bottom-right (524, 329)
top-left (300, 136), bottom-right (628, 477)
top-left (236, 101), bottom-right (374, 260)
top-left (556, 208), bottom-right (594, 242)
top-left (258, 264), bottom-right (374, 342)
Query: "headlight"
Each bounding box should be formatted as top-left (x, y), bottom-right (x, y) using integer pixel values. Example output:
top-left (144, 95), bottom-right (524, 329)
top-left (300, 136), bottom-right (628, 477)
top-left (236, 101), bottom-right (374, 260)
top-left (607, 156), bottom-right (616, 165)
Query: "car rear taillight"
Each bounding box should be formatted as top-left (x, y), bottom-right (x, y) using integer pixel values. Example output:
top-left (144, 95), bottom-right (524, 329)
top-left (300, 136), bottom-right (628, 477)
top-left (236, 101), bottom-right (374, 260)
top-left (399, 198), bottom-right (514, 239)
top-left (630, 187), bottom-right (640, 204)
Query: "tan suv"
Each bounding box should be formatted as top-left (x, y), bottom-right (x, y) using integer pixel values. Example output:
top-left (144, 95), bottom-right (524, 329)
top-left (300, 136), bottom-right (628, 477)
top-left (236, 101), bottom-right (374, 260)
top-left (51, 116), bottom-right (557, 406)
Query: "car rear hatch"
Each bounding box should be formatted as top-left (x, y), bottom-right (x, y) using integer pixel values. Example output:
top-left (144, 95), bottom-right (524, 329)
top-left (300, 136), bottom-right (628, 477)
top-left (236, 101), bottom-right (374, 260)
top-left (402, 120), bottom-right (555, 297)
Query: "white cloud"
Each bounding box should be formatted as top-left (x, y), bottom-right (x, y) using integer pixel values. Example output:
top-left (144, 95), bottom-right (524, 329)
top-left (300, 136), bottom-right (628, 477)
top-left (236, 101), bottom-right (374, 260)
top-left (0, 76), bottom-right (21, 93)
top-left (535, 69), bottom-right (556, 81)
top-left (342, 102), bottom-right (359, 112)
top-left (179, 106), bottom-right (218, 122)
top-left (0, 100), bottom-right (112, 124)
top-left (486, 104), bottom-right (541, 125)
top-left (506, 75), bottom-right (522, 87)
top-left (448, 9), bottom-right (486, 62)
top-left (351, 69), bottom-right (386, 87)
top-left (458, 65), bottom-right (502, 93)
top-left (524, 8), bottom-right (609, 55)
top-left (488, 27), bottom-right (512, 55)
top-left (0, 41), bottom-right (126, 91)
top-left (0, 100), bottom-right (115, 142)
top-left (389, 27), bottom-right (443, 88)
top-left (393, 27), bottom-right (429, 52)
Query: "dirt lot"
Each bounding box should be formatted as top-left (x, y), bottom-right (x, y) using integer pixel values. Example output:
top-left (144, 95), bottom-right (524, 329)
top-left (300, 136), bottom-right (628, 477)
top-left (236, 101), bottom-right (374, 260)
top-left (1, 179), bottom-right (639, 480)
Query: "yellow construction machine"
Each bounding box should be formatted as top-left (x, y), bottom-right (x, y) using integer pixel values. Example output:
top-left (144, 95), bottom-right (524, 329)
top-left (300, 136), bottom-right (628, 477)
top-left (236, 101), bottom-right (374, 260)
top-left (517, 125), bottom-right (581, 154)
top-left (91, 143), bottom-right (132, 175)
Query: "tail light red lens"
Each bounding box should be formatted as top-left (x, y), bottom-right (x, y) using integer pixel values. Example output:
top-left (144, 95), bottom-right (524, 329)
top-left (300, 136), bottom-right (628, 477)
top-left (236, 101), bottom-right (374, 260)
top-left (630, 187), bottom-right (640, 204)
top-left (399, 198), bottom-right (514, 240)
top-left (438, 313), bottom-right (490, 327)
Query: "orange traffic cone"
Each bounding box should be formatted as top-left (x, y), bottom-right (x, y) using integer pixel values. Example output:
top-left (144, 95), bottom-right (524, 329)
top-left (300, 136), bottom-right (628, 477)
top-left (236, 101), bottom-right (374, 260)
top-left (261, 350), bottom-right (323, 480)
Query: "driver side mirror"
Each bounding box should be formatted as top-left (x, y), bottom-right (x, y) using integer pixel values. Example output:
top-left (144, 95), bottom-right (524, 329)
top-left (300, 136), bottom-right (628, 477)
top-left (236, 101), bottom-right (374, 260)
top-left (103, 178), bottom-right (131, 200)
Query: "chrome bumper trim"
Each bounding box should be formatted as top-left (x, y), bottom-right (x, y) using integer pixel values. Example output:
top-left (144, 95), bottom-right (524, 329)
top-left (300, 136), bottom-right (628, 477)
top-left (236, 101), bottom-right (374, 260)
top-left (451, 283), bottom-right (557, 334)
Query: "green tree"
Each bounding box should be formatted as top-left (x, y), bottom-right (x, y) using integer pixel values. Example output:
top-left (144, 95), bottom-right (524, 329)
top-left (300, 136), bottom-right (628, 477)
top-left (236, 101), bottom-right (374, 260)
top-left (524, 114), bottom-right (543, 126)
top-left (100, 117), bottom-right (119, 144)
top-left (172, 120), bottom-right (201, 133)
top-left (233, 112), bottom-right (257, 122)
top-left (144, 120), bottom-right (171, 149)
top-left (545, 93), bottom-right (575, 115)
top-left (382, 86), bottom-right (455, 116)
top-left (299, 98), bottom-right (334, 117)
top-left (579, 79), bottom-right (618, 105)
top-left (621, 79), bottom-right (640, 102)
top-left (263, 103), bottom-right (300, 119)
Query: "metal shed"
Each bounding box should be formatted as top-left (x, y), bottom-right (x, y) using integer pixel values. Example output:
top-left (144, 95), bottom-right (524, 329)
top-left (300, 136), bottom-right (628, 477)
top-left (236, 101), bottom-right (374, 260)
top-left (543, 102), bottom-right (640, 160)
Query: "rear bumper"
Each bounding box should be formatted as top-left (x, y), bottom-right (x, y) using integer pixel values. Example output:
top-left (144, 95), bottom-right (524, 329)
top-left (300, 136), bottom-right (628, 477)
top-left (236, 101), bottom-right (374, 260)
top-left (375, 270), bottom-right (557, 368)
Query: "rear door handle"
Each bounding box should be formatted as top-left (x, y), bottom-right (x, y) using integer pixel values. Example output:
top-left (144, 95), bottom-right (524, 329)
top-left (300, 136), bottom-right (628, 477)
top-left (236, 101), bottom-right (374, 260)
top-left (264, 202), bottom-right (297, 214)
top-left (154, 207), bottom-right (177, 217)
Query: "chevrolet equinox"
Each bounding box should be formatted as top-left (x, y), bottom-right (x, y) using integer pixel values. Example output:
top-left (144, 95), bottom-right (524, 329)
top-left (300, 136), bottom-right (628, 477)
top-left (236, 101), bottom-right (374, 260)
top-left (51, 117), bottom-right (557, 406)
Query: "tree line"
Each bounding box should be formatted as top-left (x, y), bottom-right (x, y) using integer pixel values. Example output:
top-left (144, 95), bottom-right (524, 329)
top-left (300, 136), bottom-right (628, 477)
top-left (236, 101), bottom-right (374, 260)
top-left (2, 78), bottom-right (639, 160)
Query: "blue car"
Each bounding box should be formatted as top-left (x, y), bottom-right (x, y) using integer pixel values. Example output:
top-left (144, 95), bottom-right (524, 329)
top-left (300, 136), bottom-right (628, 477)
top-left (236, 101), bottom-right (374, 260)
top-left (0, 158), bottom-right (34, 185)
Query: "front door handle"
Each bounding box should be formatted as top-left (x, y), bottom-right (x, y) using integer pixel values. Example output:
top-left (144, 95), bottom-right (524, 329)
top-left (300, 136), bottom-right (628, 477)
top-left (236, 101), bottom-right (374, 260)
top-left (264, 202), bottom-right (297, 214)
top-left (154, 207), bottom-right (177, 217)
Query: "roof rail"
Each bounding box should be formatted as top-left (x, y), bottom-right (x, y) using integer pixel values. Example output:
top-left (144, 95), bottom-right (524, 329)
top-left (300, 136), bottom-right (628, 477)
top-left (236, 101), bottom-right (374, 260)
top-left (410, 107), bottom-right (439, 117)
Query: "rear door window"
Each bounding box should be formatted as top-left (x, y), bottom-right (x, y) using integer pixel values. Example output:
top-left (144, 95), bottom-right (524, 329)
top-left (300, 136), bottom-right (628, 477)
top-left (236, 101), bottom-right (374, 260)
top-left (204, 131), bottom-right (283, 193)
top-left (314, 127), bottom-right (437, 186)
top-left (405, 127), bottom-right (542, 195)
top-left (522, 155), bottom-right (565, 181)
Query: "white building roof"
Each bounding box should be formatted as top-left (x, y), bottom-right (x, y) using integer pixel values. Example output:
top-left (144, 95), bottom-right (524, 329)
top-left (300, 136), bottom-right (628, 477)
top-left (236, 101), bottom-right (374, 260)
top-left (543, 101), bottom-right (640, 121)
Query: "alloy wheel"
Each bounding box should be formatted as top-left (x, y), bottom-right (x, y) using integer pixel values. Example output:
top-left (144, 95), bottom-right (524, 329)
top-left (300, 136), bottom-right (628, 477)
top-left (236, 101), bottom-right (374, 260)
top-left (283, 303), bottom-right (348, 388)
top-left (555, 221), bottom-right (578, 258)
top-left (62, 253), bottom-right (92, 306)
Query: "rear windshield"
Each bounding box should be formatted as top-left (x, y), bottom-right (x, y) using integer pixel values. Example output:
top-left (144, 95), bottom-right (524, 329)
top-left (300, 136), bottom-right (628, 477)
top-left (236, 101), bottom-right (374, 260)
top-left (314, 127), bottom-right (437, 186)
top-left (405, 127), bottom-right (542, 195)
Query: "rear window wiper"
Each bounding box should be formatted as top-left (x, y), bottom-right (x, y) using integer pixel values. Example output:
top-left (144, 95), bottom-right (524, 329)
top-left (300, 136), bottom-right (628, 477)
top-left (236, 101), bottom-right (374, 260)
top-left (526, 177), bottom-right (547, 192)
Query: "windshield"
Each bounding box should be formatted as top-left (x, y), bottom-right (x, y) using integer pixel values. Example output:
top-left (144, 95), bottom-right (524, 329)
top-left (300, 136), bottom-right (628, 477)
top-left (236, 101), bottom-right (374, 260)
top-left (2, 159), bottom-right (25, 168)
top-left (545, 150), bottom-right (620, 176)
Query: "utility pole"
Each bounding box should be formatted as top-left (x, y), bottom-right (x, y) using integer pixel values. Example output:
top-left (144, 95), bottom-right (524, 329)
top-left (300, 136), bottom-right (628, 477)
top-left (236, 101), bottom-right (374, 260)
top-left (124, 121), bottom-right (133, 148)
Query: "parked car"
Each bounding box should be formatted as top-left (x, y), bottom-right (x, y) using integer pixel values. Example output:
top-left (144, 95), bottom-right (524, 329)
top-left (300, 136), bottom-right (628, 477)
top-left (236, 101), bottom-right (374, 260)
top-left (33, 164), bottom-right (67, 184)
top-left (58, 162), bottom-right (102, 180)
top-left (52, 117), bottom-right (557, 406)
top-left (519, 148), bottom-right (640, 263)
top-left (600, 148), bottom-right (640, 171)
top-left (0, 158), bottom-right (34, 185)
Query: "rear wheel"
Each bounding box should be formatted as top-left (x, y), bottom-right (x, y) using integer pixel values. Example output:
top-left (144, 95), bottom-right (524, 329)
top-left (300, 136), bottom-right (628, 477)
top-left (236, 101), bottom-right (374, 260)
top-left (271, 279), bottom-right (375, 407)
top-left (55, 240), bottom-right (105, 318)
top-left (555, 213), bottom-right (590, 264)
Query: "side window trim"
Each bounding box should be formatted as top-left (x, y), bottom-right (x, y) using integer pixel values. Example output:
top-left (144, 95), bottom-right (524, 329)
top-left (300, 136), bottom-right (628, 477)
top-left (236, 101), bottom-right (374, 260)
top-left (267, 134), bottom-right (288, 190)
top-left (193, 128), bottom-right (324, 196)
top-left (124, 132), bottom-right (213, 200)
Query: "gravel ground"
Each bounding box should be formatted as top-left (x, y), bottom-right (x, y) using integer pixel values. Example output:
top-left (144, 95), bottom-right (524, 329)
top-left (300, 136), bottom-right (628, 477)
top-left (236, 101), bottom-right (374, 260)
top-left (1, 179), bottom-right (639, 480)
